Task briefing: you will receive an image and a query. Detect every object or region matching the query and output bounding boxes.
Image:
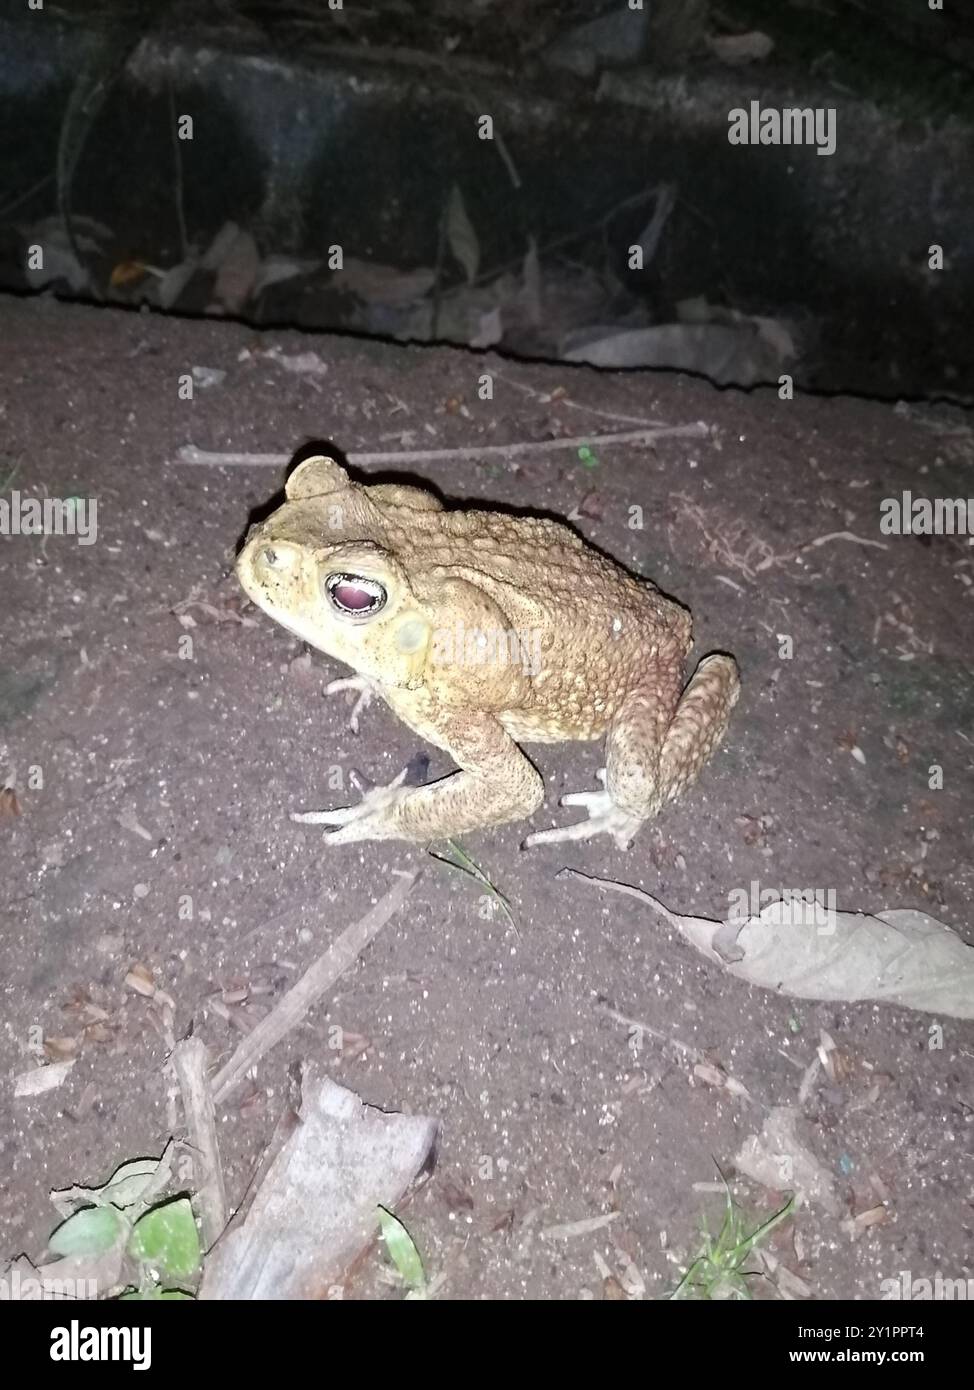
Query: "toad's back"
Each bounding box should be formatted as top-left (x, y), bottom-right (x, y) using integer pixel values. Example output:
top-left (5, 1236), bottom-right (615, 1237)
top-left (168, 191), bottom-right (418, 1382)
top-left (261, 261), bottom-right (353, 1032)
top-left (380, 503), bottom-right (693, 741)
top-left (382, 504), bottom-right (689, 641)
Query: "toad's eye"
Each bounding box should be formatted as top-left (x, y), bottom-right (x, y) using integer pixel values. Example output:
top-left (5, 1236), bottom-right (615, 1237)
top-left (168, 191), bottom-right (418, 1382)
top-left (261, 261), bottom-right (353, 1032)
top-left (324, 572), bottom-right (387, 617)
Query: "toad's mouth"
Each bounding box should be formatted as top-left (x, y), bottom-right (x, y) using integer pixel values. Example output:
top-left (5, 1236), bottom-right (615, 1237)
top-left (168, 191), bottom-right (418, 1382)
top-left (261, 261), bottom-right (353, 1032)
top-left (324, 572), bottom-right (388, 619)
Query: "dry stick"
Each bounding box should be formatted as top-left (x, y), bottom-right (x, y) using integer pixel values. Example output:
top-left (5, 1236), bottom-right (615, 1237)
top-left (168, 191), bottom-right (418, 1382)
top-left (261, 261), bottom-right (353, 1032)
top-left (497, 374), bottom-right (671, 430)
top-left (597, 1002), bottom-right (757, 1107)
top-left (211, 870), bottom-right (418, 1106)
top-left (754, 530), bottom-right (888, 571)
top-left (174, 422), bottom-right (709, 471)
top-left (0, 170), bottom-right (54, 220)
top-left (167, 73), bottom-right (188, 262)
top-left (542, 1213), bottom-right (620, 1241)
top-left (430, 195), bottom-right (449, 343)
top-left (598, 1002), bottom-right (710, 1068)
top-left (171, 1037), bottom-right (229, 1250)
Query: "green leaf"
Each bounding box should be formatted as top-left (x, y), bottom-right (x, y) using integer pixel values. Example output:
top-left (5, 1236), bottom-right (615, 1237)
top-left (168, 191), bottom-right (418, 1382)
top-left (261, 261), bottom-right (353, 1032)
top-left (119, 1287), bottom-right (194, 1300)
top-left (428, 842), bottom-right (518, 934)
top-left (0, 458), bottom-right (20, 491)
top-left (377, 1206), bottom-right (425, 1292)
top-left (577, 445), bottom-right (599, 469)
top-left (128, 1198), bottom-right (201, 1281)
top-left (49, 1205), bottom-right (124, 1258)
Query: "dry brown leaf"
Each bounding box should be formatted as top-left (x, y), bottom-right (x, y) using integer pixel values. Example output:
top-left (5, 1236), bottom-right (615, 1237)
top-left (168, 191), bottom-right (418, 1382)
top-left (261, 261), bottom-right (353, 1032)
top-left (707, 30), bottom-right (774, 65)
top-left (212, 226), bottom-right (260, 314)
top-left (339, 258), bottom-right (435, 305)
top-left (842, 1205), bottom-right (891, 1239)
top-left (110, 259), bottom-right (149, 289)
top-left (125, 964), bottom-right (156, 998)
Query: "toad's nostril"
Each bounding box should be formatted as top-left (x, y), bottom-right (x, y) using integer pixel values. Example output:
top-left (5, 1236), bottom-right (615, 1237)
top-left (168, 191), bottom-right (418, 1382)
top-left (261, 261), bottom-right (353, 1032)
top-left (259, 543), bottom-right (289, 570)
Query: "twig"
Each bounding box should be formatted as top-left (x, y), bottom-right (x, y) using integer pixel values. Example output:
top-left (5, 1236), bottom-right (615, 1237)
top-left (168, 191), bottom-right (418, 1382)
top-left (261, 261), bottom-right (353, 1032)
top-left (542, 1213), bottom-right (620, 1240)
top-left (0, 171), bottom-right (55, 220)
top-left (598, 1004), bottom-right (757, 1106)
top-left (635, 183), bottom-right (676, 269)
top-left (497, 374), bottom-right (674, 429)
top-left (167, 74), bottom-right (188, 261)
top-left (431, 194), bottom-right (448, 342)
top-left (491, 128), bottom-right (522, 190)
top-left (598, 1003), bottom-right (710, 1067)
top-left (174, 422), bottom-right (709, 471)
top-left (211, 870), bottom-right (418, 1105)
top-left (171, 1037), bottom-right (229, 1250)
top-left (755, 530), bottom-right (888, 572)
top-left (670, 492), bottom-right (776, 579)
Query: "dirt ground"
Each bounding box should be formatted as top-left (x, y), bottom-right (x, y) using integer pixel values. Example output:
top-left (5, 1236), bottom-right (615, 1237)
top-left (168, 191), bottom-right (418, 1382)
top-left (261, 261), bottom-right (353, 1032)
top-left (1, 294), bottom-right (972, 1300)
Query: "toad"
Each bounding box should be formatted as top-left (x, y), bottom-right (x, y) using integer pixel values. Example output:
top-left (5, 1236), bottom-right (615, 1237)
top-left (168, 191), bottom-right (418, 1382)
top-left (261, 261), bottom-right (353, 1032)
top-left (236, 455), bottom-right (740, 848)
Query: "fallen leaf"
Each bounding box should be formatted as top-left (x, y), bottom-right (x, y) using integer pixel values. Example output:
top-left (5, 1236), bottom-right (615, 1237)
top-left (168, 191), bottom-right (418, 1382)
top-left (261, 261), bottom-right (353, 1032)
top-left (156, 257), bottom-right (198, 310)
top-left (706, 30), bottom-right (774, 65)
top-left (205, 222), bottom-right (260, 314)
top-left (125, 964), bottom-right (156, 998)
top-left (253, 255), bottom-right (320, 296)
top-left (564, 873), bottom-right (974, 1019)
top-left (339, 258), bottom-right (434, 305)
top-left (842, 1205), bottom-right (891, 1239)
top-left (262, 346), bottom-right (329, 378)
top-left (377, 1206), bottom-right (426, 1293)
top-left (14, 1060), bottom-right (76, 1097)
top-left (446, 184), bottom-right (480, 285)
top-left (470, 305), bottom-right (502, 349)
top-left (735, 1106), bottom-right (838, 1214)
top-left (110, 259), bottom-right (149, 288)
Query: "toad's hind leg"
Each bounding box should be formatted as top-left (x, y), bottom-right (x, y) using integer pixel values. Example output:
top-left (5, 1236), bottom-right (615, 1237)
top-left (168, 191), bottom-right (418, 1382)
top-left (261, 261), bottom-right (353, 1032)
top-left (524, 654), bottom-right (740, 849)
top-left (615, 652), bottom-right (741, 818)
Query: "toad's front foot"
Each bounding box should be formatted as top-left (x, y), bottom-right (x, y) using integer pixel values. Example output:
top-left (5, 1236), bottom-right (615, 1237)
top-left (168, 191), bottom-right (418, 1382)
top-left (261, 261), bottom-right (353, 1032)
top-left (325, 675), bottom-right (377, 734)
top-left (290, 768), bottom-right (413, 845)
top-left (523, 769), bottom-right (643, 851)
